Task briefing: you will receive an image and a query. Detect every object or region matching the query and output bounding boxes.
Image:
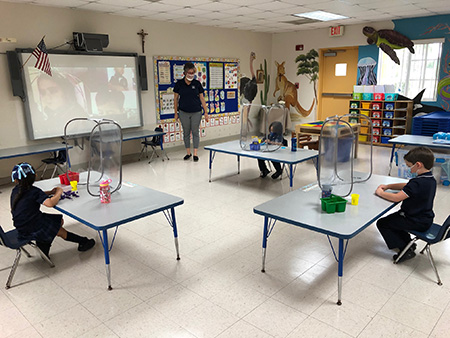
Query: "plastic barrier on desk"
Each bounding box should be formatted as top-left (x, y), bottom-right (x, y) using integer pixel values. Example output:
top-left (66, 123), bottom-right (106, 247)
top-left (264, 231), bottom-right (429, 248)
top-left (63, 118), bottom-right (123, 197)
top-left (239, 103), bottom-right (287, 152)
top-left (318, 114), bottom-right (373, 197)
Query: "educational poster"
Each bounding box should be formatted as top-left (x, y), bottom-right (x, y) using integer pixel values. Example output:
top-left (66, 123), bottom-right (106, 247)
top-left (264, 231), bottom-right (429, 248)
top-left (225, 63), bottom-right (238, 89)
top-left (158, 61), bottom-right (171, 84)
top-left (153, 56), bottom-right (239, 122)
top-left (210, 63), bottom-right (224, 89)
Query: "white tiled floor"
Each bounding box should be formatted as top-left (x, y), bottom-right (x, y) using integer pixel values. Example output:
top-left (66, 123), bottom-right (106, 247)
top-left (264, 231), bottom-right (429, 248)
top-left (1, 143), bottom-right (450, 337)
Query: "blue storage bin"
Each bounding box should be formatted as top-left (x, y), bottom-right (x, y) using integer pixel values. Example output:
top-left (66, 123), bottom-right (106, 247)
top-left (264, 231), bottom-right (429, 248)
top-left (383, 128), bottom-right (392, 136)
top-left (384, 111), bottom-right (394, 118)
top-left (382, 120), bottom-right (392, 127)
top-left (362, 93), bottom-right (373, 100)
top-left (385, 93), bottom-right (398, 101)
top-left (381, 136), bottom-right (390, 143)
top-left (412, 111), bottom-right (450, 136)
top-left (384, 103), bottom-right (394, 110)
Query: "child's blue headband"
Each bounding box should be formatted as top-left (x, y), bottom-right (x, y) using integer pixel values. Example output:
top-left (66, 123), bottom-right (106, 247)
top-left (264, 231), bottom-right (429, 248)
top-left (11, 163), bottom-right (35, 182)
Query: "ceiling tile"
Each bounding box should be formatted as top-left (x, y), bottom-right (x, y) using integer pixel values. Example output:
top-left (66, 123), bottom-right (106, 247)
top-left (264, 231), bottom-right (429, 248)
top-left (77, 2), bottom-right (127, 13)
top-left (221, 6), bottom-right (263, 16)
top-left (169, 7), bottom-right (210, 16)
top-left (160, 0), bottom-right (212, 5)
top-left (96, 0), bottom-right (148, 7)
top-left (222, 0), bottom-right (267, 5)
top-left (247, 1), bottom-right (297, 11)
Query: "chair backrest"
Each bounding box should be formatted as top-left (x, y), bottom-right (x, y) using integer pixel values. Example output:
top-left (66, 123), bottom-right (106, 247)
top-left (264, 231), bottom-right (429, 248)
top-left (0, 225), bottom-right (11, 247)
top-left (151, 127), bottom-right (164, 145)
top-left (439, 215), bottom-right (450, 241)
top-left (57, 150), bottom-right (67, 162)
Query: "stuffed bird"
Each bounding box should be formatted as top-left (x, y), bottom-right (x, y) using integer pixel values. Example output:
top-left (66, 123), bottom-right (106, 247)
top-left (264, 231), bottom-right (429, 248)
top-left (363, 26), bottom-right (414, 65)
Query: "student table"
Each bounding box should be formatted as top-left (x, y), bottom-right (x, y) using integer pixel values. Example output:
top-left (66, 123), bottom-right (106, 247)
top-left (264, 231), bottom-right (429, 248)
top-left (204, 140), bottom-right (318, 190)
top-left (0, 143), bottom-right (72, 160)
top-left (35, 175), bottom-right (183, 290)
top-left (388, 135), bottom-right (450, 175)
top-left (253, 173), bottom-right (406, 305)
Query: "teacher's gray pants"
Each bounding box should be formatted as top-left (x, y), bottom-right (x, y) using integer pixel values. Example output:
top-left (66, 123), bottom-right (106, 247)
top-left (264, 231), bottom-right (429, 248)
top-left (179, 110), bottom-right (202, 149)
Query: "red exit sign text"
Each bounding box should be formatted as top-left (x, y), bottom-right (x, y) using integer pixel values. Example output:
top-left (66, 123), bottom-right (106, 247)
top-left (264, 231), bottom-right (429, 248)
top-left (329, 26), bottom-right (344, 37)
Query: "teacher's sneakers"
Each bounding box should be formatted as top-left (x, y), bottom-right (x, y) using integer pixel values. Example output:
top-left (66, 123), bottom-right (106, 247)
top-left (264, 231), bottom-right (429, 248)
top-left (183, 154), bottom-right (192, 160)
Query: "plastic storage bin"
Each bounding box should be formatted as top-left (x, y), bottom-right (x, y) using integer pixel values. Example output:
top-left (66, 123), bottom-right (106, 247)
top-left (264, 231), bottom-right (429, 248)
top-left (352, 93), bottom-right (363, 100)
top-left (372, 102), bottom-right (382, 110)
top-left (382, 120), bottom-right (392, 127)
top-left (372, 111), bottom-right (381, 118)
top-left (350, 101), bottom-right (360, 108)
top-left (381, 136), bottom-right (390, 144)
top-left (412, 111), bottom-right (450, 136)
top-left (372, 119), bottom-right (381, 127)
top-left (320, 194), bottom-right (347, 213)
top-left (385, 103), bottom-right (394, 110)
top-left (59, 171), bottom-right (79, 185)
top-left (384, 111), bottom-right (394, 119)
top-left (373, 93), bottom-right (384, 100)
top-left (385, 93), bottom-right (398, 101)
top-left (373, 127), bottom-right (380, 135)
top-left (362, 93), bottom-right (373, 100)
top-left (383, 128), bottom-right (392, 136)
top-left (372, 135), bottom-right (380, 143)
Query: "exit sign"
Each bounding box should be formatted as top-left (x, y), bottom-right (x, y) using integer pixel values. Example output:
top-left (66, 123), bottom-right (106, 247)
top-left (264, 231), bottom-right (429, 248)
top-left (329, 26), bottom-right (344, 37)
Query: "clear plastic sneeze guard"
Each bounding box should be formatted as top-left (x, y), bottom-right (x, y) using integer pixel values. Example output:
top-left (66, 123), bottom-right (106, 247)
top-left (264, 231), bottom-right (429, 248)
top-left (317, 114), bottom-right (373, 197)
top-left (239, 103), bottom-right (287, 152)
top-left (63, 118), bottom-right (123, 197)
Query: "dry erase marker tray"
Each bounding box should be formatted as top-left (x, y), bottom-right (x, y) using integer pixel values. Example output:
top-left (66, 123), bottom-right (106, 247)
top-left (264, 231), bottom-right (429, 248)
top-left (320, 194), bottom-right (347, 214)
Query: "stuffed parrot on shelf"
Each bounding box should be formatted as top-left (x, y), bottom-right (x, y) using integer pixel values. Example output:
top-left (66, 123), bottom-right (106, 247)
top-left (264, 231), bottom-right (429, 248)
top-left (363, 26), bottom-right (415, 65)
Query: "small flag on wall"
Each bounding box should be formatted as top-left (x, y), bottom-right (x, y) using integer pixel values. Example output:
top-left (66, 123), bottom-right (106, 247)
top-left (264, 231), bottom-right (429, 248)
top-left (32, 37), bottom-right (52, 76)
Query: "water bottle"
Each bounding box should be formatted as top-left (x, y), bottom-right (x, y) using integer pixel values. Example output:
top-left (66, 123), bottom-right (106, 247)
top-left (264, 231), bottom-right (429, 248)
top-left (291, 132), bottom-right (297, 152)
top-left (99, 179), bottom-right (112, 204)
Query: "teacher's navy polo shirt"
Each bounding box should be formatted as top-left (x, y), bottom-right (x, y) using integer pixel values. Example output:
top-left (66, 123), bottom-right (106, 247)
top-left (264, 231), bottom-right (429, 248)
top-left (174, 77), bottom-right (204, 113)
top-left (401, 171), bottom-right (436, 226)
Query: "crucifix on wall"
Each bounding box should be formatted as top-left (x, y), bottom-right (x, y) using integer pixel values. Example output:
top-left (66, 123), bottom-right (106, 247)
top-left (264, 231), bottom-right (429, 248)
top-left (137, 29), bottom-right (148, 53)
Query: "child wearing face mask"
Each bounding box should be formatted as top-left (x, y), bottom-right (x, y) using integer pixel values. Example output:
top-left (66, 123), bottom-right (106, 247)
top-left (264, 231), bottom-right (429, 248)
top-left (375, 146), bottom-right (436, 263)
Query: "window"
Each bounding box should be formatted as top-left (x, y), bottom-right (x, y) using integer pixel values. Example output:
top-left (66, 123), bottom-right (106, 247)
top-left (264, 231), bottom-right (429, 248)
top-left (377, 39), bottom-right (443, 101)
top-left (335, 63), bottom-right (347, 76)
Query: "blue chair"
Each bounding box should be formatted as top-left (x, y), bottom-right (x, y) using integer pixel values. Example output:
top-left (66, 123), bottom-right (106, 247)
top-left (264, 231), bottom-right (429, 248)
top-left (0, 225), bottom-right (54, 289)
top-left (394, 215), bottom-right (450, 285)
top-left (139, 127), bottom-right (169, 163)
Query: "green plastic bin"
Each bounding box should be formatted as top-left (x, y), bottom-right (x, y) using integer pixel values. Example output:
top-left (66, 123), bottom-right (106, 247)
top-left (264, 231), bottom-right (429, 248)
top-left (320, 194), bottom-right (347, 213)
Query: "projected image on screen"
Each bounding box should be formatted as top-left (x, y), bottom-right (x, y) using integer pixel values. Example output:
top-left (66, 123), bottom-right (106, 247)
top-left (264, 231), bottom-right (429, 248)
top-left (20, 53), bottom-right (143, 140)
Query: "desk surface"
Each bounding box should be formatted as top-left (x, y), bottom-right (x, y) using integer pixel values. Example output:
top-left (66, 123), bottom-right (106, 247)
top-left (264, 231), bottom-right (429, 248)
top-left (205, 140), bottom-right (318, 164)
top-left (0, 143), bottom-right (71, 160)
top-left (34, 177), bottom-right (184, 231)
top-left (254, 173), bottom-right (406, 239)
top-left (389, 134), bottom-right (450, 150)
top-left (122, 129), bottom-right (165, 142)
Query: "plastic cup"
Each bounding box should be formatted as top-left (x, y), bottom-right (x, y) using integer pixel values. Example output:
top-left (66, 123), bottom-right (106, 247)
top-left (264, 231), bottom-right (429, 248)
top-left (351, 193), bottom-right (359, 205)
top-left (70, 180), bottom-right (78, 192)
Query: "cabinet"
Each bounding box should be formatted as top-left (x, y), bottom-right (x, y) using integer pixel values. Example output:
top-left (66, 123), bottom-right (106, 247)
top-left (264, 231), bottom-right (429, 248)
top-left (348, 100), bottom-right (413, 146)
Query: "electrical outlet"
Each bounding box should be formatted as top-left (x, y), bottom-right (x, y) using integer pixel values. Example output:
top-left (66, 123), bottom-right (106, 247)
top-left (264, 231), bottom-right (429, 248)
top-left (0, 37), bottom-right (17, 43)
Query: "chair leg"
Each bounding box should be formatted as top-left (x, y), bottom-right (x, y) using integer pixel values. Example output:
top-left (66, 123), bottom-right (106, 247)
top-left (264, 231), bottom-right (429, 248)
top-left (30, 243), bottom-right (55, 268)
top-left (21, 247), bottom-right (32, 258)
top-left (138, 144), bottom-right (147, 161)
top-left (40, 164), bottom-right (49, 179)
top-left (50, 165), bottom-right (58, 179)
top-left (393, 238), bottom-right (418, 264)
top-left (6, 249), bottom-right (22, 289)
top-left (424, 245), bottom-right (442, 285)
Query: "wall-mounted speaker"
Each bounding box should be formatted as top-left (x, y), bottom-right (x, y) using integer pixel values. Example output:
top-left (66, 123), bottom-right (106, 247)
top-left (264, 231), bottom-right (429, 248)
top-left (6, 51), bottom-right (25, 100)
top-left (138, 55), bottom-right (148, 91)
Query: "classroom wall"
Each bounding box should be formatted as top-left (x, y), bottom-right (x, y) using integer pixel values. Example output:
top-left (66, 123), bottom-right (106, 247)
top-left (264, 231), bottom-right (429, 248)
top-left (0, 1), bottom-right (272, 179)
top-left (270, 21), bottom-right (394, 124)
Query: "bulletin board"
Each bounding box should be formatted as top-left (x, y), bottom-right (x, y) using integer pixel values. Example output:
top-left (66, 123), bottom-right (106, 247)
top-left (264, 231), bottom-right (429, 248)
top-left (153, 56), bottom-right (240, 122)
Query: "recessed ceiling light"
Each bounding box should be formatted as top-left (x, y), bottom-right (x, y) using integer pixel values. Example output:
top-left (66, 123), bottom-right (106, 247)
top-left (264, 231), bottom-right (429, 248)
top-left (293, 11), bottom-right (348, 21)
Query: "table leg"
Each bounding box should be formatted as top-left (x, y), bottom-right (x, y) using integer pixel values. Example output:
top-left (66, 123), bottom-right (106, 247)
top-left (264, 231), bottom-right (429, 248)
top-left (101, 229), bottom-right (112, 291)
top-left (337, 238), bottom-right (344, 305)
top-left (209, 150), bottom-right (213, 182)
top-left (237, 155), bottom-right (240, 174)
top-left (261, 216), bottom-right (269, 273)
top-left (170, 207), bottom-right (180, 260)
top-left (289, 164), bottom-right (293, 191)
top-left (388, 144), bottom-right (396, 176)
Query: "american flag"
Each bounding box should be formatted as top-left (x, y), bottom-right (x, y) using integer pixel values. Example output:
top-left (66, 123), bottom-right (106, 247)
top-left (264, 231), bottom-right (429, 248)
top-left (32, 38), bottom-right (52, 76)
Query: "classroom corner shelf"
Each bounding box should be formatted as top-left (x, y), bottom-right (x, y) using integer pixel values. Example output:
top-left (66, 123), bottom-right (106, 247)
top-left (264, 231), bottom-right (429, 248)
top-left (348, 99), bottom-right (413, 147)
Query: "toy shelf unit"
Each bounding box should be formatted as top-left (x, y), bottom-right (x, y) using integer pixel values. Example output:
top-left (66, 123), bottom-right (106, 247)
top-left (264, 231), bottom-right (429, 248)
top-left (349, 99), bottom-right (412, 147)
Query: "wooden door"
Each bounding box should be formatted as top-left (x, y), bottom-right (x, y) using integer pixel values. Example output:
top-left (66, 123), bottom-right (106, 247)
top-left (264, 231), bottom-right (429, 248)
top-left (318, 47), bottom-right (359, 120)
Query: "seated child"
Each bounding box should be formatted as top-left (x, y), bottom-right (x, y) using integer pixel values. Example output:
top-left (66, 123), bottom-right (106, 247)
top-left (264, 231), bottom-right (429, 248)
top-left (10, 163), bottom-right (95, 258)
top-left (258, 121), bottom-right (287, 179)
top-left (375, 147), bottom-right (436, 263)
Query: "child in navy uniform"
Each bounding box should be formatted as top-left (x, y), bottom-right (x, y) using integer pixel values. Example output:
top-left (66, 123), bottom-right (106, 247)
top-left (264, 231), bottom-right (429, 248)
top-left (375, 147), bottom-right (436, 263)
top-left (258, 121), bottom-right (287, 179)
top-left (10, 163), bottom-right (95, 258)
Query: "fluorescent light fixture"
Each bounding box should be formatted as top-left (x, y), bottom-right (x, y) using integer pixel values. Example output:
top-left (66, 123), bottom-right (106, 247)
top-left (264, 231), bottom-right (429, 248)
top-left (293, 11), bottom-right (348, 22)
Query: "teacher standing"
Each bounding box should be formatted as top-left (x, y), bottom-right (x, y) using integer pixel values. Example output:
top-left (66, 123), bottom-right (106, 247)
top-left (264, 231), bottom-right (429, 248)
top-left (174, 62), bottom-right (209, 162)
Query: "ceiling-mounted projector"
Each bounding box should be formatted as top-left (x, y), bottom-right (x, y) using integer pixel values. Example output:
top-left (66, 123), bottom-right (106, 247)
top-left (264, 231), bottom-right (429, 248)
top-left (73, 32), bottom-right (109, 52)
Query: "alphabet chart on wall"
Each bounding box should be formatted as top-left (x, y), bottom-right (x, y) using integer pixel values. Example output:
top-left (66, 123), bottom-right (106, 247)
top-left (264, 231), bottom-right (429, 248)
top-left (153, 56), bottom-right (240, 122)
